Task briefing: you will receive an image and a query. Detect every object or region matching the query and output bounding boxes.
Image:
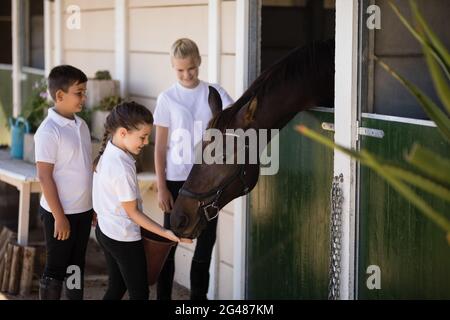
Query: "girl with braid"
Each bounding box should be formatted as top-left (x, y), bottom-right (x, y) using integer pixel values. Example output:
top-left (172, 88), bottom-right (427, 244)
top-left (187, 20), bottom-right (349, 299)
top-left (92, 102), bottom-right (191, 300)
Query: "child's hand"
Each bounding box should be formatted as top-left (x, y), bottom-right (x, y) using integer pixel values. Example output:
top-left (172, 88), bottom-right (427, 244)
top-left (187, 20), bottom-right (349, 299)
top-left (54, 216), bottom-right (70, 241)
top-left (163, 229), bottom-right (180, 242)
top-left (158, 187), bottom-right (174, 212)
top-left (180, 237), bottom-right (193, 243)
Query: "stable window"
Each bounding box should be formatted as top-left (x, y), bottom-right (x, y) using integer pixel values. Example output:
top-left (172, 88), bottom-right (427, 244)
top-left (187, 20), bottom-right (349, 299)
top-left (360, 0), bottom-right (450, 119)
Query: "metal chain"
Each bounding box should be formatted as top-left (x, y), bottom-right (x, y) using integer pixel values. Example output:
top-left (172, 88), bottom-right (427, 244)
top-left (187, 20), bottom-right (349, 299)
top-left (328, 173), bottom-right (344, 300)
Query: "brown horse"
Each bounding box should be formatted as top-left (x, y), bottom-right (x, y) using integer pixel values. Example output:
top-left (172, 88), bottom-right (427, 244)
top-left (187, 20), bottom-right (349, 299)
top-left (170, 40), bottom-right (335, 239)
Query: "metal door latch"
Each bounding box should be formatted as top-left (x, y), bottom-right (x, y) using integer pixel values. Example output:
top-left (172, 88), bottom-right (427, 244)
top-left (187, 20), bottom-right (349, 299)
top-left (321, 121), bottom-right (384, 139)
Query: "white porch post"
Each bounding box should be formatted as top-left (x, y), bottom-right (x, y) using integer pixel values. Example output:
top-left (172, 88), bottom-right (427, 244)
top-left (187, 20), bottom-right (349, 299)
top-left (12, 0), bottom-right (22, 117)
top-left (53, 0), bottom-right (62, 66)
top-left (208, 0), bottom-right (221, 84)
top-left (207, 0), bottom-right (222, 300)
top-left (233, 0), bottom-right (249, 300)
top-left (44, 0), bottom-right (52, 76)
top-left (115, 0), bottom-right (128, 98)
top-left (334, 0), bottom-right (359, 300)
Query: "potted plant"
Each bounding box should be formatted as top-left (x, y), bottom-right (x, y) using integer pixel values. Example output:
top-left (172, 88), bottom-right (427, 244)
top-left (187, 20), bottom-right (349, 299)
top-left (85, 70), bottom-right (120, 111)
top-left (91, 95), bottom-right (123, 140)
top-left (21, 78), bottom-right (51, 163)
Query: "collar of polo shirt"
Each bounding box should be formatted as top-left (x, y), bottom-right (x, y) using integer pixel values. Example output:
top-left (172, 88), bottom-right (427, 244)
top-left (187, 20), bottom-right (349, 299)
top-left (105, 140), bottom-right (136, 164)
top-left (48, 107), bottom-right (79, 127)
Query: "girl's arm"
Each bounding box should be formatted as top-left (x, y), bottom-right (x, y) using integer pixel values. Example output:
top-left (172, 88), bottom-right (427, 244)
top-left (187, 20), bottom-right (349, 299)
top-left (121, 200), bottom-right (191, 243)
top-left (154, 125), bottom-right (174, 212)
top-left (36, 162), bottom-right (70, 241)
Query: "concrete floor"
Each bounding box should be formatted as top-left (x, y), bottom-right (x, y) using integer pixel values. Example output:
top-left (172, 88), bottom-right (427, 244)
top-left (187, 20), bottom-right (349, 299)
top-left (0, 229), bottom-right (191, 300)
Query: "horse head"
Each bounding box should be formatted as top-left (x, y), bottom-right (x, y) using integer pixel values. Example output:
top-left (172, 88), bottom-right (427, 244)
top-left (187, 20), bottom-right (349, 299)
top-left (170, 40), bottom-right (335, 238)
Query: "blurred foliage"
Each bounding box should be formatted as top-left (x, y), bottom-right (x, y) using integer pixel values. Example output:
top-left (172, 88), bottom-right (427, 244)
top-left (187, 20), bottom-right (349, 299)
top-left (93, 95), bottom-right (123, 112)
top-left (94, 70), bottom-right (112, 80)
top-left (20, 78), bottom-right (51, 133)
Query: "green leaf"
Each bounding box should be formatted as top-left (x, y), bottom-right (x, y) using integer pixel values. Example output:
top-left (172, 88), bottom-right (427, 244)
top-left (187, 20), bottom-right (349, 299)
top-left (368, 154), bottom-right (450, 233)
top-left (406, 144), bottom-right (450, 185)
top-left (410, 0), bottom-right (450, 75)
top-left (409, 1), bottom-right (450, 114)
top-left (389, 1), bottom-right (450, 79)
top-left (377, 58), bottom-right (450, 143)
top-left (383, 164), bottom-right (450, 202)
top-left (422, 44), bottom-right (450, 114)
top-left (296, 125), bottom-right (362, 160)
top-left (296, 126), bottom-right (450, 234)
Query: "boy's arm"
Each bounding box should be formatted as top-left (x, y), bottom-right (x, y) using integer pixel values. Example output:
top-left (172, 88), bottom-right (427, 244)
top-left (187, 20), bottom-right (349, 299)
top-left (36, 162), bottom-right (71, 241)
top-left (121, 200), bottom-right (192, 243)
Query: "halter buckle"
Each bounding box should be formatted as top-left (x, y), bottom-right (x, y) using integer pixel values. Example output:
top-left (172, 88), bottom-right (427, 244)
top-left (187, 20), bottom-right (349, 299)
top-left (203, 202), bottom-right (220, 221)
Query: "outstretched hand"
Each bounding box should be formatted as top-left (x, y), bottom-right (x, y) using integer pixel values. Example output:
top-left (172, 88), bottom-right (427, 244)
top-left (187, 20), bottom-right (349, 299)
top-left (163, 230), bottom-right (193, 243)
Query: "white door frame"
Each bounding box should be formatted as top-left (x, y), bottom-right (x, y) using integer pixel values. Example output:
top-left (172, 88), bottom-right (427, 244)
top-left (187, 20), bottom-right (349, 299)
top-left (233, 0), bottom-right (251, 300)
top-left (236, 0), bottom-right (360, 300)
top-left (334, 0), bottom-right (359, 300)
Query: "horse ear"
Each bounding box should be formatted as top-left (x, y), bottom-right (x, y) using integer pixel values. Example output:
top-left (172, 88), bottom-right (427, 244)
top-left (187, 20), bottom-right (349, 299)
top-left (244, 97), bottom-right (258, 125)
top-left (208, 86), bottom-right (223, 117)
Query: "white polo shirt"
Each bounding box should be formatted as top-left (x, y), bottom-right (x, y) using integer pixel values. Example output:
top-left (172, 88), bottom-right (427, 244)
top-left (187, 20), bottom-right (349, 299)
top-left (153, 80), bottom-right (233, 181)
top-left (93, 141), bottom-right (143, 242)
top-left (34, 107), bottom-right (93, 214)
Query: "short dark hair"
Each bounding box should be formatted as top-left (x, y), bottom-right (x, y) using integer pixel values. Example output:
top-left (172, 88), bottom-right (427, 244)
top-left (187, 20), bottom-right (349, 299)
top-left (48, 65), bottom-right (88, 101)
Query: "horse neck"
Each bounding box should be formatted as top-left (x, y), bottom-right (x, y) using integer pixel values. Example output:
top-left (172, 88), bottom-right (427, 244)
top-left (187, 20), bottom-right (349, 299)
top-left (222, 84), bottom-right (313, 160)
top-left (246, 83), bottom-right (316, 131)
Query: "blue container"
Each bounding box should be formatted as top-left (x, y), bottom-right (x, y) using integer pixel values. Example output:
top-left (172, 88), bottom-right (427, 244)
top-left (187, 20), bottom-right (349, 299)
top-left (9, 117), bottom-right (30, 159)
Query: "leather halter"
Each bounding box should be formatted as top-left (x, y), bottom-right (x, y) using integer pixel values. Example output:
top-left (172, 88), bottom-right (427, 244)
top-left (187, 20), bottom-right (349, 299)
top-left (178, 133), bottom-right (252, 222)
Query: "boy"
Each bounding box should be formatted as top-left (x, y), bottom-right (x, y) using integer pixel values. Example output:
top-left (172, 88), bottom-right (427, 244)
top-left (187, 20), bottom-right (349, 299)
top-left (35, 65), bottom-right (93, 300)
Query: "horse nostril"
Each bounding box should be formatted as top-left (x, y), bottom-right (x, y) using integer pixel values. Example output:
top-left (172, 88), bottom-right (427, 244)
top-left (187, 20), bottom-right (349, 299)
top-left (178, 215), bottom-right (189, 229)
top-left (171, 214), bottom-right (189, 230)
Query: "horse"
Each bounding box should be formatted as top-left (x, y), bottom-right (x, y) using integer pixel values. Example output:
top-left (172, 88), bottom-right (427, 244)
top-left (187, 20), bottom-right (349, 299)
top-left (170, 40), bottom-right (335, 239)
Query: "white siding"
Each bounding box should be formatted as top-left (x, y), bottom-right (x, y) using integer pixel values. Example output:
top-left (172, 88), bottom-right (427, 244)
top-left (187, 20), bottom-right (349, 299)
top-left (60, 0), bottom-right (116, 78)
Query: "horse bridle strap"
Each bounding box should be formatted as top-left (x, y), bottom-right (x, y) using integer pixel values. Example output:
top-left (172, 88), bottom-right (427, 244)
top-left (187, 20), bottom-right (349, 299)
top-left (178, 141), bottom-right (251, 222)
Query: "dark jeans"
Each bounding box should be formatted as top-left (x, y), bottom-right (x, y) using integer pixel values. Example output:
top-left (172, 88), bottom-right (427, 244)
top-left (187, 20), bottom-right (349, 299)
top-left (95, 225), bottom-right (149, 300)
top-left (40, 206), bottom-right (93, 295)
top-left (157, 180), bottom-right (219, 300)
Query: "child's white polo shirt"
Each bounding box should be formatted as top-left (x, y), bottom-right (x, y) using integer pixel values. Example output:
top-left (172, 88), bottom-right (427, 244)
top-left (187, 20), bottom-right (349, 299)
top-left (93, 141), bottom-right (142, 242)
top-left (34, 107), bottom-right (93, 214)
top-left (153, 80), bottom-right (233, 181)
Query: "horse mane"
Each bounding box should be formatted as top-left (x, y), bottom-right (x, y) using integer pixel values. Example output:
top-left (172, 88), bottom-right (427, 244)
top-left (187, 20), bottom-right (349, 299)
top-left (208, 39), bottom-right (335, 131)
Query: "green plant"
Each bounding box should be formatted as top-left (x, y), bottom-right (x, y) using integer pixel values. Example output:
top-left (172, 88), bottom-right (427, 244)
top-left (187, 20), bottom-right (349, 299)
top-left (21, 78), bottom-right (51, 133)
top-left (77, 107), bottom-right (93, 131)
top-left (297, 0), bottom-right (450, 244)
top-left (94, 70), bottom-right (112, 80)
top-left (94, 95), bottom-right (123, 112)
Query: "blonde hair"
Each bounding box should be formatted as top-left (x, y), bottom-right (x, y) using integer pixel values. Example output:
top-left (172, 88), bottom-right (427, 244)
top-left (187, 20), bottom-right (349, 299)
top-left (171, 38), bottom-right (201, 65)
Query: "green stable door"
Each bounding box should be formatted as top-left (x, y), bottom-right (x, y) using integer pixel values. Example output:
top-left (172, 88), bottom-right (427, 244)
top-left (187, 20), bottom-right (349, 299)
top-left (247, 110), bottom-right (334, 299)
top-left (358, 115), bottom-right (450, 299)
